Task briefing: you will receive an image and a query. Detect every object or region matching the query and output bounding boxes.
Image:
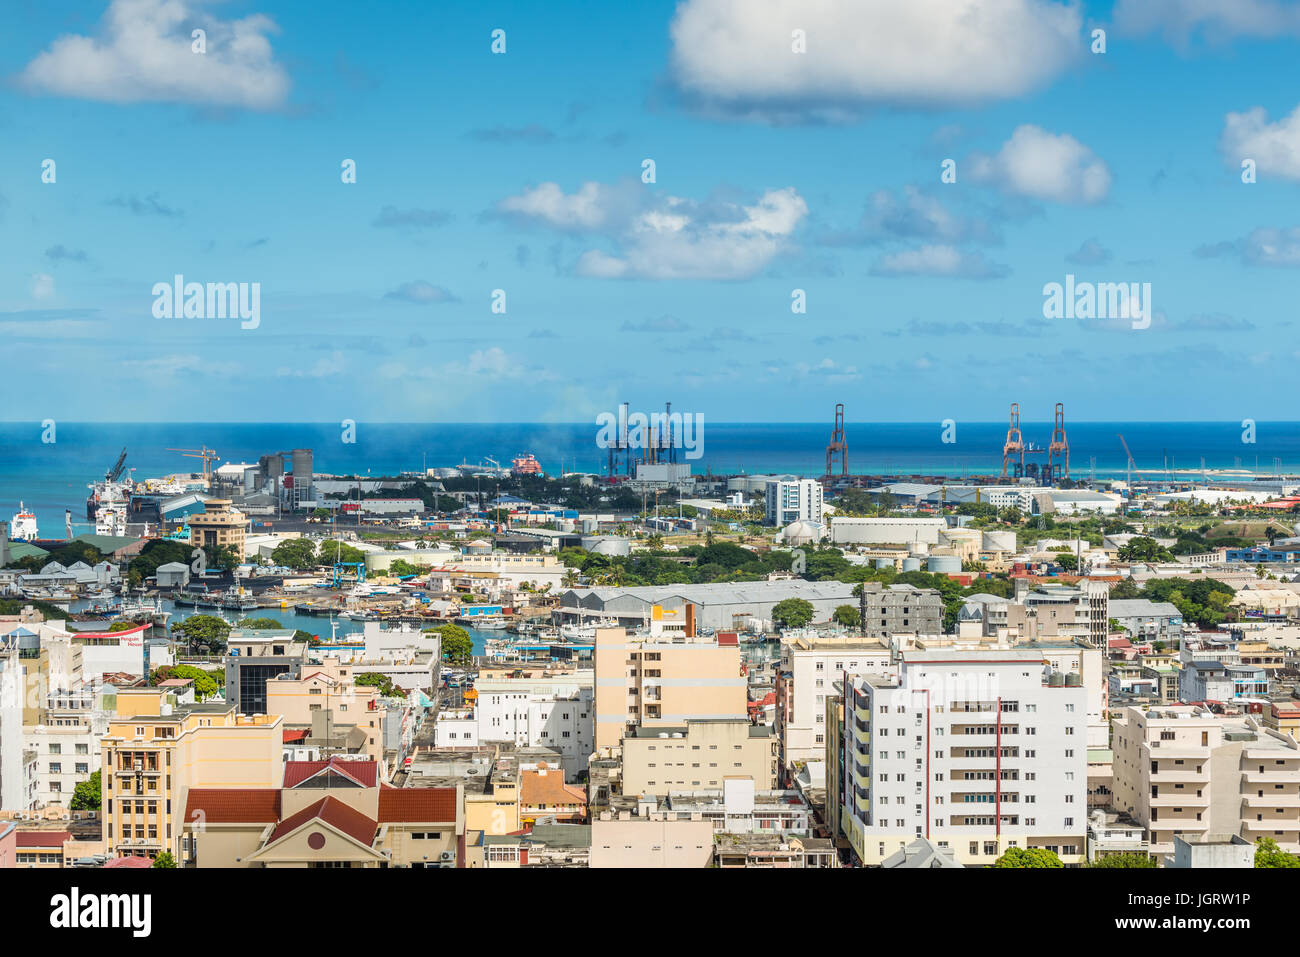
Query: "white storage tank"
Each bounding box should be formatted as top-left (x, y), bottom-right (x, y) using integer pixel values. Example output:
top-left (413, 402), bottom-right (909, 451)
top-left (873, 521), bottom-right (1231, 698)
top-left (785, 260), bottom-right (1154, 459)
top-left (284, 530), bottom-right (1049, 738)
top-left (927, 555), bottom-right (962, 574)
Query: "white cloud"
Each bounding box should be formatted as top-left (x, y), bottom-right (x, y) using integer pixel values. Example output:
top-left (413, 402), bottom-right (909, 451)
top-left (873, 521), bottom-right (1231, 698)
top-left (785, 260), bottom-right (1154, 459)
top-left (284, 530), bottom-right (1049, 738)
top-left (383, 281), bottom-right (458, 304)
top-left (497, 181), bottom-right (809, 280)
top-left (668, 0), bottom-right (1082, 120)
top-left (30, 273), bottom-right (55, 300)
top-left (1114, 0), bottom-right (1300, 44)
top-left (968, 125), bottom-right (1111, 204)
top-left (21, 0), bottom-right (289, 110)
top-left (870, 244), bottom-right (1008, 279)
top-left (1221, 104), bottom-right (1300, 180)
top-left (1242, 227), bottom-right (1300, 267)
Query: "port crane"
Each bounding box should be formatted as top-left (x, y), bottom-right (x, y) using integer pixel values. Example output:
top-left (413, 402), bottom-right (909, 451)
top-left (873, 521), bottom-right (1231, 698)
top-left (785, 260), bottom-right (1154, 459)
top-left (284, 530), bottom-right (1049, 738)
top-left (167, 446), bottom-right (220, 484)
top-left (104, 448), bottom-right (128, 483)
top-left (1117, 433), bottom-right (1137, 487)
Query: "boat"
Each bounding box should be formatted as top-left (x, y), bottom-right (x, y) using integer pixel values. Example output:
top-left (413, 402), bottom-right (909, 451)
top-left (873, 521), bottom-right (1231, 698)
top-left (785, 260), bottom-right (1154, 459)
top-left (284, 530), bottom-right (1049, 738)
top-left (86, 448), bottom-right (133, 522)
top-left (472, 619), bottom-right (509, 631)
top-left (511, 453), bottom-right (542, 476)
top-left (10, 502), bottom-right (38, 541)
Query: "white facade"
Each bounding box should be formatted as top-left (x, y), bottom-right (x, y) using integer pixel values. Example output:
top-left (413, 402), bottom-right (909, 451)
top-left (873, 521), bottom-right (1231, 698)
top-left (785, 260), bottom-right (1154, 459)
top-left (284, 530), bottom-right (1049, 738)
top-left (765, 480), bottom-right (824, 527)
top-left (433, 710), bottom-right (478, 748)
top-left (25, 709), bottom-right (108, 807)
top-left (829, 517), bottom-right (947, 546)
top-left (780, 640), bottom-right (892, 768)
top-left (476, 681), bottom-right (594, 780)
top-left (840, 649), bottom-right (1088, 867)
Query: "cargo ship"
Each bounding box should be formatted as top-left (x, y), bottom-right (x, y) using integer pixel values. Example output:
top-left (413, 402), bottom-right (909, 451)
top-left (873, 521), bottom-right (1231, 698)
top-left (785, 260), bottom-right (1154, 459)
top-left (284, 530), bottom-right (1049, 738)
top-left (511, 453), bottom-right (542, 476)
top-left (86, 448), bottom-right (133, 521)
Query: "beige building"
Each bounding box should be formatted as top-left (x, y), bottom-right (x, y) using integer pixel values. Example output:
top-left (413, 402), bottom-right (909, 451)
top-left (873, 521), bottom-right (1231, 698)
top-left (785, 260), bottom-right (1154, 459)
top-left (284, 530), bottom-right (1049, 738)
top-left (620, 719), bottom-right (778, 795)
top-left (188, 498), bottom-right (247, 559)
top-left (589, 813), bottom-right (714, 868)
top-left (265, 657), bottom-right (385, 765)
top-left (99, 688), bottom-right (283, 862)
top-left (593, 620), bottom-right (747, 750)
top-left (184, 758), bottom-right (462, 868)
top-left (1112, 705), bottom-right (1300, 856)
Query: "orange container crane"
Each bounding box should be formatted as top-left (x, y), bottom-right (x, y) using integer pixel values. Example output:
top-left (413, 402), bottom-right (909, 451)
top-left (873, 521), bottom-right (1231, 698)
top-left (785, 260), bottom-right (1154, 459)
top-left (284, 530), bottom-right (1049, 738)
top-left (167, 446), bottom-right (221, 484)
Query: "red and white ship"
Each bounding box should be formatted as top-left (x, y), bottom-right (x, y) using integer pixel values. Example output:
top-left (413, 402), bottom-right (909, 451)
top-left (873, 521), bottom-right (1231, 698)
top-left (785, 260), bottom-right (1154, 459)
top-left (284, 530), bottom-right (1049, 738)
top-left (511, 454), bottom-right (542, 476)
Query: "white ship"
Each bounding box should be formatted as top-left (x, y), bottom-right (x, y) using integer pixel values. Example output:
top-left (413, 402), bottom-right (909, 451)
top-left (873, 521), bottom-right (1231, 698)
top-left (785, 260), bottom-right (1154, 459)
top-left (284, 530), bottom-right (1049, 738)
top-left (86, 447), bottom-right (133, 522)
top-left (10, 502), bottom-right (38, 541)
top-left (94, 502), bottom-right (128, 537)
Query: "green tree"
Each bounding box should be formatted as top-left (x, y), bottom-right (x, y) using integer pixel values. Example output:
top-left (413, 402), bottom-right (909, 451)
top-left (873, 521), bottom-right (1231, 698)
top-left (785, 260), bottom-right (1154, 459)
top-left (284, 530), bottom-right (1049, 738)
top-left (151, 664), bottom-right (221, 700)
top-left (69, 770), bottom-right (101, 811)
top-left (771, 598), bottom-right (815, 630)
top-left (832, 604), bottom-right (860, 629)
top-left (171, 614), bottom-right (231, 655)
top-left (993, 847), bottom-right (1063, 868)
top-left (430, 623), bottom-right (473, 666)
top-left (108, 620), bottom-right (139, 632)
top-left (355, 672), bottom-right (397, 697)
top-left (1088, 853), bottom-right (1156, 868)
top-left (271, 538), bottom-right (317, 570)
top-left (152, 851), bottom-right (178, 868)
top-left (1255, 836), bottom-right (1300, 868)
top-left (236, 617), bottom-right (284, 630)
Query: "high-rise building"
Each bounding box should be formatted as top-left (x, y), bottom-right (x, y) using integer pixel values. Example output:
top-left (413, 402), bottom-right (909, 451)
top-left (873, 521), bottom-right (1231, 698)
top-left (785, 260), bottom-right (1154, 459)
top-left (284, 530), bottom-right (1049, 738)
top-left (765, 479), bottom-right (823, 527)
top-left (839, 648), bottom-right (1088, 866)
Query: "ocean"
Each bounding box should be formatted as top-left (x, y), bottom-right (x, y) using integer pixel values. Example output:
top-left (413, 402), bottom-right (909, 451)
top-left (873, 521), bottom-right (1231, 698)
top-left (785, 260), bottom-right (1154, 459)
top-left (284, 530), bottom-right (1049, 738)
top-left (3, 420), bottom-right (1299, 534)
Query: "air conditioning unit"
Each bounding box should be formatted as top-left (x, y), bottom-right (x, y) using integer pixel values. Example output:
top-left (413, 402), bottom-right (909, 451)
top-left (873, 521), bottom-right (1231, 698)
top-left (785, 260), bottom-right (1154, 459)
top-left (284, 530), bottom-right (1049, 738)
top-left (439, 851), bottom-right (455, 862)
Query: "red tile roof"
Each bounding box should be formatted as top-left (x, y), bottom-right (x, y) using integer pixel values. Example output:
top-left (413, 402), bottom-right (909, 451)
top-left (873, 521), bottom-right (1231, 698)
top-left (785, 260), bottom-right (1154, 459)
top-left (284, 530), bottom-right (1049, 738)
top-left (378, 787), bottom-right (457, 824)
top-left (282, 728), bottom-right (310, 744)
top-left (266, 796), bottom-right (377, 847)
top-left (104, 855), bottom-right (154, 868)
top-left (283, 757), bottom-right (378, 789)
top-left (520, 768), bottom-right (586, 807)
top-left (16, 830), bottom-right (71, 848)
top-left (185, 788), bottom-right (282, 824)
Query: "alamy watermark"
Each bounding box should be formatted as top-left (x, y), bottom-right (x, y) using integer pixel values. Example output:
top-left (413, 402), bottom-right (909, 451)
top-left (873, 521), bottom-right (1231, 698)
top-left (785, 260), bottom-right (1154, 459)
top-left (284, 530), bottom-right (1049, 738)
top-left (152, 274), bottom-right (260, 330)
top-left (595, 407), bottom-right (704, 460)
top-left (1042, 273), bottom-right (1150, 330)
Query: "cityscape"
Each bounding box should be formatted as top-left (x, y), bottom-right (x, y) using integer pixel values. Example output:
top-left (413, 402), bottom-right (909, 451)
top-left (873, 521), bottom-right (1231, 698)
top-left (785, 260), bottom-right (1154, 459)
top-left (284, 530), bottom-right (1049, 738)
top-left (1, 0), bottom-right (1294, 934)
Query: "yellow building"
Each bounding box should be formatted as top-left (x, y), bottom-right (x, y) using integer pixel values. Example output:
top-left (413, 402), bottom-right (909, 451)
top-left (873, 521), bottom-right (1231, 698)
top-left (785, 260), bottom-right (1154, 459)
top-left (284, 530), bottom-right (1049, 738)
top-left (265, 656), bottom-right (385, 765)
top-left (620, 719), bottom-right (778, 795)
top-left (188, 498), bottom-right (247, 559)
top-left (99, 688), bottom-right (283, 862)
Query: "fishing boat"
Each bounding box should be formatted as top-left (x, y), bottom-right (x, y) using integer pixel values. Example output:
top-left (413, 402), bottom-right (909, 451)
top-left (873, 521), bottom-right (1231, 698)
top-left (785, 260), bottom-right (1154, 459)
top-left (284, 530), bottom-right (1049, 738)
top-left (472, 619), bottom-right (509, 631)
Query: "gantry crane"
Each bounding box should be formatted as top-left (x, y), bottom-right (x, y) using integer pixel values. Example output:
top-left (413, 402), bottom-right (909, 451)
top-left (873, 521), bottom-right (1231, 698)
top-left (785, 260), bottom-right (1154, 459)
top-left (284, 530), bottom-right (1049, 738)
top-left (826, 404), bottom-right (848, 477)
top-left (1001, 403), bottom-right (1025, 478)
top-left (1047, 403), bottom-right (1070, 483)
top-left (1117, 433), bottom-right (1136, 487)
top-left (167, 446), bottom-right (220, 484)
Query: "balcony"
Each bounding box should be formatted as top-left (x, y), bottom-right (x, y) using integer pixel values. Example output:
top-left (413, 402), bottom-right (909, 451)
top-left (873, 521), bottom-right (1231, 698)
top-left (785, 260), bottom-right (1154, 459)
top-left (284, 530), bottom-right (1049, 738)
top-left (1148, 790), bottom-right (1209, 808)
top-left (1242, 768), bottom-right (1300, 785)
top-left (1148, 766), bottom-right (1209, 783)
top-left (1242, 790), bottom-right (1300, 808)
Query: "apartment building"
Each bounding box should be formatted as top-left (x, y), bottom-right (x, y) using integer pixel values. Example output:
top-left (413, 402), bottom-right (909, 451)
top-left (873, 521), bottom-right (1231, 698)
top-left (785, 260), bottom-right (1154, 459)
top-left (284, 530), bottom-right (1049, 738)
top-left (1178, 661), bottom-right (1269, 703)
top-left (25, 703), bottom-right (108, 807)
top-left (840, 649), bottom-right (1089, 867)
top-left (593, 624), bottom-right (747, 751)
top-left (1112, 705), bottom-right (1300, 855)
top-left (1019, 581), bottom-right (1109, 649)
top-left (765, 479), bottom-right (824, 526)
top-left (474, 664), bottom-right (594, 779)
top-left (99, 688), bottom-right (283, 862)
top-left (589, 812), bottom-right (714, 868)
top-left (620, 719), bottom-right (778, 795)
top-left (264, 656), bottom-right (385, 765)
top-left (856, 582), bottom-right (944, 638)
top-left (1109, 599), bottom-right (1184, 644)
top-left (777, 636), bottom-right (891, 769)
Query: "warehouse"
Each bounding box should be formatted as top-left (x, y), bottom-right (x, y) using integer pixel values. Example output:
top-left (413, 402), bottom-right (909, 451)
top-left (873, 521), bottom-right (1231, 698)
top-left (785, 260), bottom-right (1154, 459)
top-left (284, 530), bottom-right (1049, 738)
top-left (830, 517), bottom-right (947, 546)
top-left (556, 579), bottom-right (941, 634)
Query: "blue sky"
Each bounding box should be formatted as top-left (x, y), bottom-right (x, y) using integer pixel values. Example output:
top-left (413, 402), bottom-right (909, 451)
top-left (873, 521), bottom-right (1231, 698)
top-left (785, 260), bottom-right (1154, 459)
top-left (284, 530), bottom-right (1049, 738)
top-left (3, 0), bottom-right (1300, 424)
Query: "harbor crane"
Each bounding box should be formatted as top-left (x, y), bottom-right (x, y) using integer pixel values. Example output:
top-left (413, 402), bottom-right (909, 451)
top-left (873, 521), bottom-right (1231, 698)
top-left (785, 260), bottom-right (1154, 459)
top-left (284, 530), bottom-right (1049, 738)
top-left (1117, 433), bottom-right (1136, 487)
top-left (167, 446), bottom-right (220, 484)
top-left (1001, 403), bottom-right (1025, 477)
top-left (826, 404), bottom-right (849, 477)
top-left (1047, 403), bottom-right (1070, 483)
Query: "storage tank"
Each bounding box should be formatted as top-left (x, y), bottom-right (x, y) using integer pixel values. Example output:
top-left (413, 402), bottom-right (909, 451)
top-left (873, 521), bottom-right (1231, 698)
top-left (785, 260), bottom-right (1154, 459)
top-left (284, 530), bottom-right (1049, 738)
top-left (1065, 673), bottom-right (1082, 687)
top-left (982, 530), bottom-right (1017, 553)
top-left (874, 558), bottom-right (894, 570)
top-left (584, 536), bottom-right (631, 557)
top-left (927, 555), bottom-right (961, 574)
top-left (901, 557), bottom-right (921, 572)
top-left (1048, 672), bottom-right (1066, 687)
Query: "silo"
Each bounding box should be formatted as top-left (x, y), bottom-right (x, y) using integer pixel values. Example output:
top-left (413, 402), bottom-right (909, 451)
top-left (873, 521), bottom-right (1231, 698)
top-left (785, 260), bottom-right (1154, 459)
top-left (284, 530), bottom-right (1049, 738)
top-left (874, 558), bottom-right (893, 570)
top-left (927, 555), bottom-right (961, 574)
top-left (982, 530), bottom-right (1017, 553)
top-left (290, 449), bottom-right (314, 502)
top-left (901, 557), bottom-right (921, 572)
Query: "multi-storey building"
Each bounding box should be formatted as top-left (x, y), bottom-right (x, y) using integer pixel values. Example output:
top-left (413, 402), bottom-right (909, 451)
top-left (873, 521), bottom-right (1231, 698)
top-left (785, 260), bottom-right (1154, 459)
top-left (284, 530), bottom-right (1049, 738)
top-left (1111, 705), bottom-right (1300, 856)
top-left (187, 498), bottom-right (247, 559)
top-left (593, 623), bottom-right (746, 751)
top-left (473, 665), bottom-right (594, 779)
top-left (264, 656), bottom-right (385, 766)
top-left (1020, 581), bottom-right (1109, 648)
top-left (224, 629), bottom-right (310, 716)
top-left (765, 479), bottom-right (823, 526)
top-left (619, 719), bottom-right (778, 795)
top-left (839, 648), bottom-right (1088, 866)
top-left (99, 688), bottom-right (283, 862)
top-left (776, 636), bottom-right (891, 769)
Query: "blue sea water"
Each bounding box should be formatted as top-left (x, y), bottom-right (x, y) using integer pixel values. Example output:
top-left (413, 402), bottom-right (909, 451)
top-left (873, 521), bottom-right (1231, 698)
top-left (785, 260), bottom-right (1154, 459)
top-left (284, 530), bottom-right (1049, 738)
top-left (3, 420), bottom-right (1300, 534)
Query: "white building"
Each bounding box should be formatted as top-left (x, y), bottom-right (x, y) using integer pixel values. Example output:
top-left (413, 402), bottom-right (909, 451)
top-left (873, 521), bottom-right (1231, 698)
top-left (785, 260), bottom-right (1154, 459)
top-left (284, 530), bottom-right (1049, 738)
top-left (779, 637), bottom-right (892, 768)
top-left (839, 648), bottom-right (1088, 867)
top-left (25, 703), bottom-right (109, 807)
top-left (766, 479), bottom-right (823, 527)
top-left (475, 668), bottom-right (594, 780)
top-left (829, 517), bottom-right (947, 547)
top-left (433, 709), bottom-right (478, 748)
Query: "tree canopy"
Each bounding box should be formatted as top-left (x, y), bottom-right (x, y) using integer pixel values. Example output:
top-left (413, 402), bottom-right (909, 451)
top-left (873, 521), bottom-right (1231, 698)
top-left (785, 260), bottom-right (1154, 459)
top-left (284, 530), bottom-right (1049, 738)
top-left (772, 598), bottom-right (815, 630)
top-left (171, 614), bottom-right (231, 654)
top-left (993, 847), bottom-right (1063, 868)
